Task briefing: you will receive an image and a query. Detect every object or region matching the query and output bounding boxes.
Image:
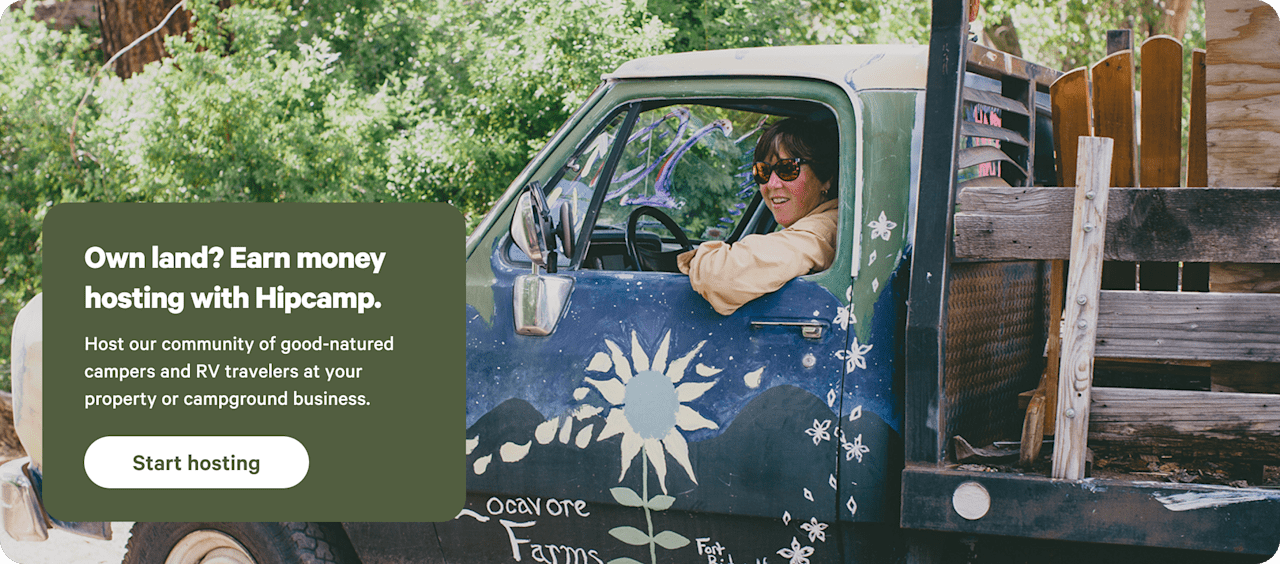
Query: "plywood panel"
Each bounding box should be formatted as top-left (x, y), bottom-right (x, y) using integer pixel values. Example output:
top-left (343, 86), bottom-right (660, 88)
top-left (1207, 0), bottom-right (1280, 187)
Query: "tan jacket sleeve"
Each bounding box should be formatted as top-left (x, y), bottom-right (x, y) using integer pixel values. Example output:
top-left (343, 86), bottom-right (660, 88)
top-left (677, 200), bottom-right (838, 315)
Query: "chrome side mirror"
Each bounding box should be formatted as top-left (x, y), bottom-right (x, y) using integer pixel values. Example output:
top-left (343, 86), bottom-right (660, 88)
top-left (511, 182), bottom-right (555, 268)
top-left (511, 182), bottom-right (574, 336)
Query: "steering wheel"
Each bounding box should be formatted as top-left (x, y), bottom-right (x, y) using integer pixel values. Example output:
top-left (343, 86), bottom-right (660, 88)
top-left (625, 206), bottom-right (694, 272)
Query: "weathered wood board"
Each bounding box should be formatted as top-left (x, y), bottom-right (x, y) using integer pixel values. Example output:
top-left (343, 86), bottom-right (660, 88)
top-left (1089, 387), bottom-right (1280, 459)
top-left (1052, 137), bottom-right (1113, 481)
top-left (1094, 290), bottom-right (1280, 362)
top-left (1207, 0), bottom-right (1280, 188)
top-left (954, 186), bottom-right (1280, 262)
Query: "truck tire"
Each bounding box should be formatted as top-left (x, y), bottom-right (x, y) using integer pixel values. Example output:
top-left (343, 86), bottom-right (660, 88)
top-left (122, 522), bottom-right (358, 564)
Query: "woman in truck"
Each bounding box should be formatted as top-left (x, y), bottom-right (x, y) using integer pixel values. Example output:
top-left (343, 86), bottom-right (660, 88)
top-left (677, 117), bottom-right (839, 315)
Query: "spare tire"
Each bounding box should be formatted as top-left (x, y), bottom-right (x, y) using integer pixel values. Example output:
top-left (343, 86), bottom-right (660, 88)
top-left (122, 522), bottom-right (358, 564)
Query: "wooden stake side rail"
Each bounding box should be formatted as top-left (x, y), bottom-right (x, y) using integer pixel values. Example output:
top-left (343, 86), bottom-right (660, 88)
top-left (1090, 386), bottom-right (1280, 459)
top-left (954, 186), bottom-right (1280, 262)
top-left (1096, 291), bottom-right (1280, 362)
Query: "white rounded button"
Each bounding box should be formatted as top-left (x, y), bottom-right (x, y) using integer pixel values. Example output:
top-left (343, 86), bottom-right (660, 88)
top-left (84, 436), bottom-right (308, 489)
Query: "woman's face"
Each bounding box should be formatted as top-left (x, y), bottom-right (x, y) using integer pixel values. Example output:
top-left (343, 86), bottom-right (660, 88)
top-left (758, 148), bottom-right (831, 228)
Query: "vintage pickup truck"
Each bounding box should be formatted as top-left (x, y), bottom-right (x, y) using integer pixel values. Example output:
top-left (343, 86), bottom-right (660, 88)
top-left (5, 0), bottom-right (1280, 562)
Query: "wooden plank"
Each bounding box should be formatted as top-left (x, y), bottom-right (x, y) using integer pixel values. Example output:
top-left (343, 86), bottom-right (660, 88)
top-left (1094, 290), bottom-right (1280, 362)
top-left (1206, 0), bottom-right (1280, 188)
top-left (954, 186), bottom-right (1280, 262)
top-left (1052, 136), bottom-right (1113, 481)
top-left (1140, 36), bottom-right (1184, 188)
top-left (1089, 387), bottom-right (1280, 460)
top-left (1043, 260), bottom-right (1064, 434)
top-left (1187, 48), bottom-right (1208, 188)
top-left (1091, 51), bottom-right (1138, 189)
top-left (1050, 68), bottom-right (1091, 188)
top-left (1020, 260), bottom-right (1065, 465)
top-left (1209, 262), bottom-right (1280, 292)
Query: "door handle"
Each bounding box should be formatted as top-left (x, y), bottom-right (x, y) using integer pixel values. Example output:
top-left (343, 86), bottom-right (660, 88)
top-left (749, 320), bottom-right (826, 340)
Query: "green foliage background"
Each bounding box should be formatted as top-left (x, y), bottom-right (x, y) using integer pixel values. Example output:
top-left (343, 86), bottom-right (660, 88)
top-left (0, 0), bottom-right (1203, 364)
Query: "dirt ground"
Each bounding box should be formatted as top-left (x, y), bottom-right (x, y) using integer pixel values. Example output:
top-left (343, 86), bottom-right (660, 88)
top-left (0, 522), bottom-right (130, 564)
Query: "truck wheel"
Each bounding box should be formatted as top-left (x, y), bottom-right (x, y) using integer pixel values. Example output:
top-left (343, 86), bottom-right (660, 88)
top-left (122, 522), bottom-right (358, 564)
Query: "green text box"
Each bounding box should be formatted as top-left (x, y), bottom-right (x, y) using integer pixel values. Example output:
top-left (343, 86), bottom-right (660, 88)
top-left (43, 203), bottom-right (462, 521)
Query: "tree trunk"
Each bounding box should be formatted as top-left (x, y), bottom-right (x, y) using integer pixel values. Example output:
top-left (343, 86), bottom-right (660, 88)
top-left (1162, 0), bottom-right (1195, 40)
top-left (96, 0), bottom-right (193, 79)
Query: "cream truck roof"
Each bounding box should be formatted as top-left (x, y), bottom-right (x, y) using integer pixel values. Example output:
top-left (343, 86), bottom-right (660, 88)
top-left (606, 44), bottom-right (930, 91)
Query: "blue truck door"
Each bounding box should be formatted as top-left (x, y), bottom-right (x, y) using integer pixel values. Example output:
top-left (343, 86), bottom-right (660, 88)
top-left (456, 81), bottom-right (876, 564)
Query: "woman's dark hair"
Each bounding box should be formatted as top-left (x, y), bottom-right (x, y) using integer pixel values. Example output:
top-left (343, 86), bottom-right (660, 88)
top-left (754, 117), bottom-right (840, 197)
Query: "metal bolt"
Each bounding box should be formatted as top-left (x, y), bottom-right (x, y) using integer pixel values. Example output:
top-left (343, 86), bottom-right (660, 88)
top-left (1076, 294), bottom-right (1088, 305)
top-left (1065, 408), bottom-right (1076, 418)
top-left (1083, 223), bottom-right (1094, 233)
top-left (1085, 191), bottom-right (1096, 200)
top-left (802, 353), bottom-right (817, 369)
top-left (1077, 319), bottom-right (1088, 329)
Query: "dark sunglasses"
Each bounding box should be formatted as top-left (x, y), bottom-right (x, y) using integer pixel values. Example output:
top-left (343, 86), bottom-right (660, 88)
top-left (752, 157), bottom-right (813, 184)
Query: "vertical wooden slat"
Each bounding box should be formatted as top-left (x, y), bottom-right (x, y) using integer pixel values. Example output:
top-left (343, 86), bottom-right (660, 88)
top-left (1052, 136), bottom-right (1114, 481)
top-left (1050, 68), bottom-right (1092, 187)
top-left (1139, 36), bottom-right (1184, 291)
top-left (1091, 51), bottom-right (1138, 189)
top-left (1141, 36), bottom-right (1184, 187)
top-left (1184, 48), bottom-right (1210, 291)
top-left (1091, 51), bottom-right (1138, 290)
top-left (1187, 48), bottom-right (1208, 188)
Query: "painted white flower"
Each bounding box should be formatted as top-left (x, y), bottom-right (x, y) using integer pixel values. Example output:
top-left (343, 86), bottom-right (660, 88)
top-left (805, 419), bottom-right (832, 446)
top-left (589, 330), bottom-right (718, 494)
top-left (849, 405), bottom-right (862, 421)
top-left (801, 517), bottom-right (828, 543)
top-left (832, 303), bottom-right (855, 331)
top-left (835, 338), bottom-right (874, 372)
top-left (778, 537), bottom-right (814, 564)
top-left (832, 286), bottom-right (856, 331)
top-left (826, 388), bottom-right (838, 409)
top-left (869, 211), bottom-right (897, 241)
top-left (843, 433), bottom-right (870, 463)
top-left (846, 496), bottom-right (858, 516)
